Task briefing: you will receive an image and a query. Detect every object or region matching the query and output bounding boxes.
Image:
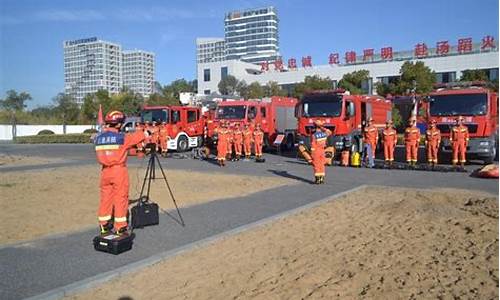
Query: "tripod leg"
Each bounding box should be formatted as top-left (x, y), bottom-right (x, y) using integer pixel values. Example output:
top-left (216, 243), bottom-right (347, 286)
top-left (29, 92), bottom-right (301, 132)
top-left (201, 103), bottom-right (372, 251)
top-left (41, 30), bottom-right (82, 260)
top-left (154, 154), bottom-right (185, 226)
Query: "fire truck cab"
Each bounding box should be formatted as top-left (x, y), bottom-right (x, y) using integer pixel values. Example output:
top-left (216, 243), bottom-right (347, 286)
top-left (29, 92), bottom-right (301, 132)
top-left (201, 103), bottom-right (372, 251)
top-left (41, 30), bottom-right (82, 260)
top-left (425, 82), bottom-right (499, 164)
top-left (206, 97), bottom-right (298, 149)
top-left (141, 105), bottom-right (204, 152)
top-left (295, 90), bottom-right (392, 153)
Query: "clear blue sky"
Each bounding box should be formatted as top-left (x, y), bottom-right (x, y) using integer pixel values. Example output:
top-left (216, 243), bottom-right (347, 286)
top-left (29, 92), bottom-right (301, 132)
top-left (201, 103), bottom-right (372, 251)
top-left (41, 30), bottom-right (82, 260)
top-left (1, 0), bottom-right (498, 108)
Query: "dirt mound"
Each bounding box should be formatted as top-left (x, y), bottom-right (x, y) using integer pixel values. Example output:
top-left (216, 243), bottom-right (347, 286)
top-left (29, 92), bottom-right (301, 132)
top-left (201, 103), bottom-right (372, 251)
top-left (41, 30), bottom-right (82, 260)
top-left (69, 186), bottom-right (498, 300)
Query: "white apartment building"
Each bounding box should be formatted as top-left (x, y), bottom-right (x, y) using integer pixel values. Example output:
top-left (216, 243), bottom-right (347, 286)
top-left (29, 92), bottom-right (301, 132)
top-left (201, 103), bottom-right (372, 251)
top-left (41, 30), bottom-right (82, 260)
top-left (196, 38), bottom-right (226, 64)
top-left (123, 50), bottom-right (155, 97)
top-left (63, 37), bottom-right (156, 104)
top-left (64, 37), bottom-right (122, 104)
top-left (224, 6), bottom-right (279, 64)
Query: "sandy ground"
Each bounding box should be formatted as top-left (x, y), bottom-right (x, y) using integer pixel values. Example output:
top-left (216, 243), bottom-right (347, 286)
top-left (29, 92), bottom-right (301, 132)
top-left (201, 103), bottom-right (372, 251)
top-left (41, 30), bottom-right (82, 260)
top-left (0, 153), bottom-right (62, 167)
top-left (69, 186), bottom-right (498, 300)
top-left (0, 165), bottom-right (292, 245)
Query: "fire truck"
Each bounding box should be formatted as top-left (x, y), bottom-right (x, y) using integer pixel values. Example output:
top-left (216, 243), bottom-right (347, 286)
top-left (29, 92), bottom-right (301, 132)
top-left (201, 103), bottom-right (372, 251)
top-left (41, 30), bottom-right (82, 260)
top-left (424, 82), bottom-right (499, 164)
top-left (206, 96), bottom-right (298, 149)
top-left (295, 90), bottom-right (392, 154)
top-left (141, 105), bottom-right (205, 152)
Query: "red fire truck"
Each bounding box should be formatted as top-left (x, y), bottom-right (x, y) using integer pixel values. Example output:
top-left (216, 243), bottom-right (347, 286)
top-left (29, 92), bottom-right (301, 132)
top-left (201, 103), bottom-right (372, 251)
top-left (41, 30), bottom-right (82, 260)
top-left (424, 82), bottom-right (498, 164)
top-left (295, 90), bottom-right (392, 154)
top-left (141, 105), bottom-right (205, 152)
top-left (206, 96), bottom-right (298, 149)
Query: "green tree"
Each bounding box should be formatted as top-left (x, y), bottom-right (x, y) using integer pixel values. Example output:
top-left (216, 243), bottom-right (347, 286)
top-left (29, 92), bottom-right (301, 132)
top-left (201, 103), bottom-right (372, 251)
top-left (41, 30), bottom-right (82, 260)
top-left (145, 93), bottom-right (180, 106)
top-left (53, 93), bottom-right (80, 128)
top-left (374, 81), bottom-right (398, 97)
top-left (218, 75), bottom-right (239, 96)
top-left (338, 70), bottom-right (370, 95)
top-left (0, 90), bottom-right (32, 139)
top-left (110, 88), bottom-right (144, 116)
top-left (292, 75), bottom-right (332, 98)
top-left (396, 61), bottom-right (436, 95)
top-left (264, 81), bottom-right (287, 97)
top-left (247, 82), bottom-right (265, 99)
top-left (391, 107), bottom-right (403, 129)
top-left (162, 79), bottom-right (195, 100)
top-left (460, 69), bottom-right (489, 82)
top-left (81, 89), bottom-right (113, 123)
top-left (236, 80), bottom-right (249, 99)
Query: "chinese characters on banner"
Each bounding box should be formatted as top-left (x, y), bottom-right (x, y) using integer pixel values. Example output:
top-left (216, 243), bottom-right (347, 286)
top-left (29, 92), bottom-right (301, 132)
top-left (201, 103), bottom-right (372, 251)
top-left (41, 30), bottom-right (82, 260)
top-left (436, 41), bottom-right (450, 55)
top-left (263, 35), bottom-right (495, 71)
top-left (301, 56), bottom-right (312, 68)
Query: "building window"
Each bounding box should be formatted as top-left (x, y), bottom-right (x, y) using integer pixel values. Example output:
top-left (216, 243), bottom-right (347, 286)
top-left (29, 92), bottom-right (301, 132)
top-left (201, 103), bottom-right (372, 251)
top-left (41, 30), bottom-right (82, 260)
top-left (204, 69), bottom-right (211, 82)
top-left (221, 66), bottom-right (228, 79)
top-left (204, 89), bottom-right (211, 95)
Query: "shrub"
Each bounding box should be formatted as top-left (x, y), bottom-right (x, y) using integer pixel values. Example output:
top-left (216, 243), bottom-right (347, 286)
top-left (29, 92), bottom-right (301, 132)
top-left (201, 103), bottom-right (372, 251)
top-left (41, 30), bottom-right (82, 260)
top-left (16, 133), bottom-right (92, 144)
top-left (37, 129), bottom-right (55, 135)
top-left (83, 128), bottom-right (98, 134)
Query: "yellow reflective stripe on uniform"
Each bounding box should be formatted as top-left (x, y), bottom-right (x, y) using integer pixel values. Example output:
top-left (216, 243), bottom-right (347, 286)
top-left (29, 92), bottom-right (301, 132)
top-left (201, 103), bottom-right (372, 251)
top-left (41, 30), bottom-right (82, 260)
top-left (316, 137), bottom-right (327, 142)
top-left (96, 145), bottom-right (120, 151)
top-left (114, 217), bottom-right (127, 222)
top-left (314, 172), bottom-right (325, 176)
top-left (98, 215), bottom-right (111, 221)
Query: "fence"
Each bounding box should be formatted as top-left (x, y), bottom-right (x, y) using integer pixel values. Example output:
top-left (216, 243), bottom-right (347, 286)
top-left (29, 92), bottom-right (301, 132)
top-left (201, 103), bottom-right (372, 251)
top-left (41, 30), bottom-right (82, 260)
top-left (0, 124), bottom-right (95, 140)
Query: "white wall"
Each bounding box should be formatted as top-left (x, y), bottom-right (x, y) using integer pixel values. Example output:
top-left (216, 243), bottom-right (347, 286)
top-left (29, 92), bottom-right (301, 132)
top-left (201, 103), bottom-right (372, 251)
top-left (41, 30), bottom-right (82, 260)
top-left (0, 125), bottom-right (95, 140)
top-left (198, 51), bottom-right (499, 94)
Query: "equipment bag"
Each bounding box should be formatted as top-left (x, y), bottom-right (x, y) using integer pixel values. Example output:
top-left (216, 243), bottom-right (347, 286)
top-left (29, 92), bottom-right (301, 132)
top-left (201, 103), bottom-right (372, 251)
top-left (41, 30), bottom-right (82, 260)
top-left (93, 232), bottom-right (135, 255)
top-left (131, 197), bottom-right (159, 229)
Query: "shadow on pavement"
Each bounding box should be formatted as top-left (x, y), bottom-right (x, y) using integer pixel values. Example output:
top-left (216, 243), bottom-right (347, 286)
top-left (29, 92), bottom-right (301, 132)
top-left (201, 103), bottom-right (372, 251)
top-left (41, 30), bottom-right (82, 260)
top-left (267, 169), bottom-right (314, 184)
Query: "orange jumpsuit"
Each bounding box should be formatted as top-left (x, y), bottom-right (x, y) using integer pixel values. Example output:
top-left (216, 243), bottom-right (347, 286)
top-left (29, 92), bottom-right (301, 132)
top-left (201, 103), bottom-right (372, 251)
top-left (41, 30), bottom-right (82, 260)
top-left (451, 125), bottom-right (469, 164)
top-left (253, 129), bottom-right (264, 157)
top-left (310, 129), bottom-right (331, 177)
top-left (405, 126), bottom-right (421, 163)
top-left (363, 125), bottom-right (378, 159)
top-left (226, 128), bottom-right (234, 158)
top-left (159, 124), bottom-right (169, 153)
top-left (243, 128), bottom-right (253, 157)
top-left (152, 125), bottom-right (160, 145)
top-left (233, 128), bottom-right (243, 157)
top-left (382, 127), bottom-right (397, 162)
top-left (425, 127), bottom-right (441, 164)
top-left (144, 124), bottom-right (153, 145)
top-left (135, 124), bottom-right (145, 151)
top-left (216, 127), bottom-right (228, 162)
top-left (95, 127), bottom-right (145, 230)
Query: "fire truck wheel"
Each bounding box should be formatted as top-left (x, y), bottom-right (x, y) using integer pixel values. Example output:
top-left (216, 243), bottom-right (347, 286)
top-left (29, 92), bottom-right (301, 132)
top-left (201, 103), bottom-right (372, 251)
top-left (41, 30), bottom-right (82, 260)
top-left (483, 145), bottom-right (496, 164)
top-left (177, 136), bottom-right (189, 152)
top-left (285, 134), bottom-right (294, 151)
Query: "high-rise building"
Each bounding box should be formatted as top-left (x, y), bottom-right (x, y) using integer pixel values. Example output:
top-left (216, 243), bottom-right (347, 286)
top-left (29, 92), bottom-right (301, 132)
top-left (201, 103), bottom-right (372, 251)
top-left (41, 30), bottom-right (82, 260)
top-left (196, 38), bottom-right (226, 64)
top-left (224, 6), bottom-right (279, 64)
top-left (63, 37), bottom-right (156, 104)
top-left (123, 50), bottom-right (155, 97)
top-left (64, 37), bottom-right (122, 104)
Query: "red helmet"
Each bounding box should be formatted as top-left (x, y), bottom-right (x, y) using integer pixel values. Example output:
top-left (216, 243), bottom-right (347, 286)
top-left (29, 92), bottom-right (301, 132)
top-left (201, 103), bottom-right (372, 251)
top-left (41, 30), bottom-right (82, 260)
top-left (105, 111), bottom-right (125, 125)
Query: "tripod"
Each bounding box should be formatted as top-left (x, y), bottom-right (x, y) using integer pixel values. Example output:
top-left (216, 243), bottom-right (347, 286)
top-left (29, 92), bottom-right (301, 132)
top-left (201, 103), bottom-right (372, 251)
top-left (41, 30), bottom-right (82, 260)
top-left (138, 145), bottom-right (185, 226)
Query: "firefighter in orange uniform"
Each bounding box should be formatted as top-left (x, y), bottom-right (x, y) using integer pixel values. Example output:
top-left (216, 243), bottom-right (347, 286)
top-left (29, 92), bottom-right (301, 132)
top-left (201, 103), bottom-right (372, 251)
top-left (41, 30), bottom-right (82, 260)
top-left (404, 116), bottom-right (421, 166)
top-left (159, 121), bottom-right (169, 156)
top-left (310, 120), bottom-right (332, 184)
top-left (226, 123), bottom-right (234, 160)
top-left (382, 120), bottom-right (397, 165)
top-left (253, 123), bottom-right (264, 160)
top-left (95, 111), bottom-right (147, 236)
top-left (135, 122), bottom-right (145, 156)
top-left (233, 124), bottom-right (243, 160)
top-left (451, 116), bottom-right (469, 167)
top-left (363, 117), bottom-right (378, 168)
top-left (425, 120), bottom-right (441, 166)
top-left (216, 121), bottom-right (228, 166)
top-left (243, 123), bottom-right (253, 159)
top-left (151, 121), bottom-right (160, 152)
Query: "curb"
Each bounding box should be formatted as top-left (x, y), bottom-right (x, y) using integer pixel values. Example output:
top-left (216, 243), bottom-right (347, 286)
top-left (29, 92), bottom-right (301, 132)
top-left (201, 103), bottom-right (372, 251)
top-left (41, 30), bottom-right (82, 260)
top-left (24, 184), bottom-right (368, 300)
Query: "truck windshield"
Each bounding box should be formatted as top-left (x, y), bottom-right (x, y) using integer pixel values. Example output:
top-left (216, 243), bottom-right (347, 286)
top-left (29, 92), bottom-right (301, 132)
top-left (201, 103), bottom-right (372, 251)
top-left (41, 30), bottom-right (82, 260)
top-left (302, 94), bottom-right (342, 117)
top-left (429, 93), bottom-right (488, 116)
top-left (216, 105), bottom-right (246, 119)
top-left (142, 109), bottom-right (169, 123)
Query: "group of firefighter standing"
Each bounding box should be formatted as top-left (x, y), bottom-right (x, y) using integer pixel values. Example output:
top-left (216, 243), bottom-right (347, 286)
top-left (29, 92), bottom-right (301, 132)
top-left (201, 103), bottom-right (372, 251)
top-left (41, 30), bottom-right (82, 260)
top-left (308, 115), bottom-right (469, 184)
top-left (93, 110), bottom-right (470, 237)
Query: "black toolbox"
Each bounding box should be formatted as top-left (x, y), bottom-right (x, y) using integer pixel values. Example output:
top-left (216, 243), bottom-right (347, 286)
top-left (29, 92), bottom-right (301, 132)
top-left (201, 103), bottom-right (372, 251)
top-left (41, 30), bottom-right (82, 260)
top-left (131, 200), bottom-right (159, 229)
top-left (93, 232), bottom-right (135, 255)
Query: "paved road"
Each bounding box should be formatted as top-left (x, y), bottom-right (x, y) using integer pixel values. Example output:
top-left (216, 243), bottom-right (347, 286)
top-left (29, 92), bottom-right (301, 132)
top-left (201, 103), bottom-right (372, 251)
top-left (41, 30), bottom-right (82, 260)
top-left (0, 145), bottom-right (498, 299)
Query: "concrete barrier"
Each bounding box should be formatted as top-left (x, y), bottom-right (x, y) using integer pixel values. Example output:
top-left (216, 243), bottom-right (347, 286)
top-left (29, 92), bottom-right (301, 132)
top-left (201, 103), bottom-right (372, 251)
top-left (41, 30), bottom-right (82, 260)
top-left (0, 124), bottom-right (95, 140)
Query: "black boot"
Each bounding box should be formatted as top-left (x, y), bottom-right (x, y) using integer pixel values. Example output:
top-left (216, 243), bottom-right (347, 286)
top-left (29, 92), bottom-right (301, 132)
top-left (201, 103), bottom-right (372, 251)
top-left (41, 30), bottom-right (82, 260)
top-left (115, 227), bottom-right (129, 236)
top-left (320, 176), bottom-right (325, 184)
top-left (99, 222), bottom-right (113, 235)
top-left (314, 176), bottom-right (320, 184)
